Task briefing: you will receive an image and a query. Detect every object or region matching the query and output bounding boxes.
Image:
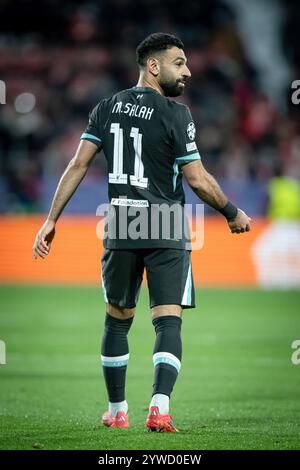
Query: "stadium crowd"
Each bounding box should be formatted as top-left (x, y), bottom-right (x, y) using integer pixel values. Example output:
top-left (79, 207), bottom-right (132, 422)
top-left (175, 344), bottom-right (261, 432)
top-left (0, 0), bottom-right (299, 214)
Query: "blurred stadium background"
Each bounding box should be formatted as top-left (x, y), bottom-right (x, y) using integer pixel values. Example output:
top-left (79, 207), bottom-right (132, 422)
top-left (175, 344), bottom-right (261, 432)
top-left (0, 0), bottom-right (300, 287)
top-left (0, 0), bottom-right (300, 450)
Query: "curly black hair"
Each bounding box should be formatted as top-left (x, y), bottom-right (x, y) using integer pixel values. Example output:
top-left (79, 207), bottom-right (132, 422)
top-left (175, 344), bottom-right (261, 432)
top-left (136, 33), bottom-right (184, 67)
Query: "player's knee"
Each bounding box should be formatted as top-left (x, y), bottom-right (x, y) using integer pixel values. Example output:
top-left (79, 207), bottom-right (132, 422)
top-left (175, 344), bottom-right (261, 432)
top-left (107, 303), bottom-right (135, 320)
top-left (151, 304), bottom-right (182, 320)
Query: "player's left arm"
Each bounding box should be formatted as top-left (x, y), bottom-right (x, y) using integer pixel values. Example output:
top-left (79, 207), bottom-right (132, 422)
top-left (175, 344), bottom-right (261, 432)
top-left (33, 139), bottom-right (100, 259)
top-left (172, 104), bottom-right (251, 234)
top-left (182, 159), bottom-right (251, 234)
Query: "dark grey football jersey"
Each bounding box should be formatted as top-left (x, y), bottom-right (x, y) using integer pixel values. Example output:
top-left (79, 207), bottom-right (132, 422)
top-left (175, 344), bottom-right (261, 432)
top-left (81, 86), bottom-right (201, 249)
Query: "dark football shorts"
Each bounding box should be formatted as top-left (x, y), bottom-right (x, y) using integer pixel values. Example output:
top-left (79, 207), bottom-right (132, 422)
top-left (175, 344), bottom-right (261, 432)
top-left (101, 248), bottom-right (195, 309)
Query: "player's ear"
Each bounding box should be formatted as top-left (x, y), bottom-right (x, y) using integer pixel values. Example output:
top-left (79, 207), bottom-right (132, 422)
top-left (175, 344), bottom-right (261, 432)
top-left (147, 57), bottom-right (160, 77)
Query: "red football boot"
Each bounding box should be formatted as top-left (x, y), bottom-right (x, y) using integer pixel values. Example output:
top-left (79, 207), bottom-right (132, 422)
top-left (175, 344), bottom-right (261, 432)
top-left (101, 410), bottom-right (129, 428)
top-left (146, 406), bottom-right (178, 432)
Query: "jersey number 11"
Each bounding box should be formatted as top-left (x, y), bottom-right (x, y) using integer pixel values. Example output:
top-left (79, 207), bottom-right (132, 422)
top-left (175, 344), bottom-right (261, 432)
top-left (109, 123), bottom-right (148, 189)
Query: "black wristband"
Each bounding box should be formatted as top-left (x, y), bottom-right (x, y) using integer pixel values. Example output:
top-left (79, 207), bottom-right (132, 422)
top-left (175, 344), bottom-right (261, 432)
top-left (219, 201), bottom-right (238, 221)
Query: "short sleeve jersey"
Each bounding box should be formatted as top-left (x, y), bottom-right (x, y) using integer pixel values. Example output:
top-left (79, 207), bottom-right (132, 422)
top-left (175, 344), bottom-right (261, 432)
top-left (81, 86), bottom-right (201, 249)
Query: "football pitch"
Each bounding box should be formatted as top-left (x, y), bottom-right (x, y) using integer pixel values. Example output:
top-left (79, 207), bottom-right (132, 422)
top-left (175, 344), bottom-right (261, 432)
top-left (0, 285), bottom-right (299, 450)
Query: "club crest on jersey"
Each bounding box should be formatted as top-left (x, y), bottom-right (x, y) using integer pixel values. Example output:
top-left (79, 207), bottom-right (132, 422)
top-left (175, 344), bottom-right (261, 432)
top-left (187, 122), bottom-right (196, 140)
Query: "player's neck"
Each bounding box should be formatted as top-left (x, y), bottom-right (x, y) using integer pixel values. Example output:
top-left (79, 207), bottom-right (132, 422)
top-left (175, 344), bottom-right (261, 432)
top-left (135, 77), bottom-right (164, 96)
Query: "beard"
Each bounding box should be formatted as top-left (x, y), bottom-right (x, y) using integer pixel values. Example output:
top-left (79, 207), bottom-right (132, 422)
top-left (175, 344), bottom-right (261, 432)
top-left (159, 69), bottom-right (186, 97)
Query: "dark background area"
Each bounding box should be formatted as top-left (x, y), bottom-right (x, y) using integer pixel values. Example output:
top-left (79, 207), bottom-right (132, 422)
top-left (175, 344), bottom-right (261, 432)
top-left (0, 0), bottom-right (299, 214)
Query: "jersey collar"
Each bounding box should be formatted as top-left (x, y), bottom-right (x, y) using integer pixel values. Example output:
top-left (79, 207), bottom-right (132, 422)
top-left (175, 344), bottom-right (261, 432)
top-left (131, 86), bottom-right (161, 95)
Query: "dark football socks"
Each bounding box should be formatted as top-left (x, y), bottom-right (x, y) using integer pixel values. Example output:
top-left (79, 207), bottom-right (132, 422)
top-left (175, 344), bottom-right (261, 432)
top-left (150, 315), bottom-right (182, 413)
top-left (101, 313), bottom-right (133, 415)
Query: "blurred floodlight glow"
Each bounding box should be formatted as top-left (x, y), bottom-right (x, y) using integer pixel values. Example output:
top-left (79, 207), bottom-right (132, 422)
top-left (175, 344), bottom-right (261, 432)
top-left (14, 93), bottom-right (36, 113)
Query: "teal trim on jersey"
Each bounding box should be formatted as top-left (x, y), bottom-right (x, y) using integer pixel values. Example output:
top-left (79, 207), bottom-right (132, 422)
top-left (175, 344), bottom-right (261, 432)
top-left (176, 151), bottom-right (200, 163)
top-left (154, 357), bottom-right (180, 373)
top-left (80, 132), bottom-right (102, 143)
top-left (173, 152), bottom-right (200, 191)
top-left (173, 161), bottom-right (179, 191)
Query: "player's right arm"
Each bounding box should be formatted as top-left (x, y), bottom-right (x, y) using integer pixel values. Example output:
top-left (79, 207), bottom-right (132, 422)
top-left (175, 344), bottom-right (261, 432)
top-left (182, 159), bottom-right (251, 234)
top-left (32, 139), bottom-right (99, 259)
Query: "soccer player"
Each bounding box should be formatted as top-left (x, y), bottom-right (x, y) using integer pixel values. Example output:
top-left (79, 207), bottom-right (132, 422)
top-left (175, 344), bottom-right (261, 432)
top-left (33, 33), bottom-right (251, 432)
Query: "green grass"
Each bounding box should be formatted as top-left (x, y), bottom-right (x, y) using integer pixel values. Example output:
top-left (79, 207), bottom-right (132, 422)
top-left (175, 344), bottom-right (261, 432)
top-left (0, 285), bottom-right (299, 450)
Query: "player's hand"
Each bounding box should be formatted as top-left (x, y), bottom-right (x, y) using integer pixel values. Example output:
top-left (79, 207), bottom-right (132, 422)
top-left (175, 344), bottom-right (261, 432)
top-left (33, 219), bottom-right (56, 259)
top-left (228, 209), bottom-right (251, 234)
